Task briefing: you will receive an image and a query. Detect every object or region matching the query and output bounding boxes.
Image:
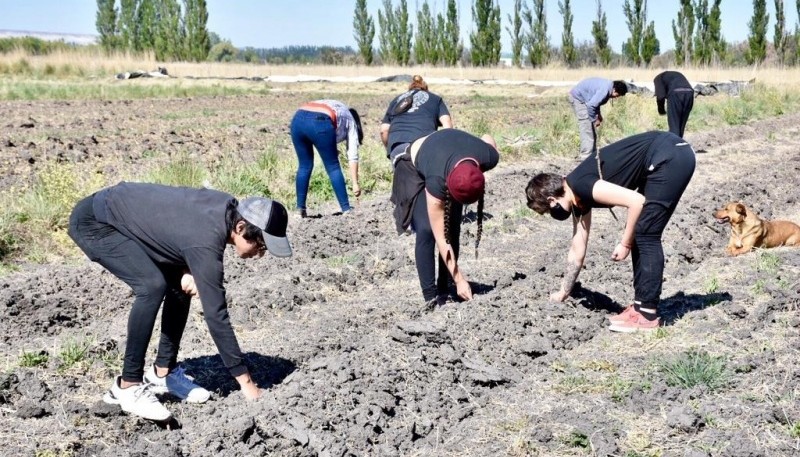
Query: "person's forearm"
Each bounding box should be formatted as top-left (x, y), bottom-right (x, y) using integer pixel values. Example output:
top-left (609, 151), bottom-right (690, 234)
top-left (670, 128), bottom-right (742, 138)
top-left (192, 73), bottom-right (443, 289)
top-left (622, 204), bottom-right (643, 248)
top-left (349, 162), bottom-right (359, 187)
top-left (380, 127), bottom-right (389, 146)
top-left (560, 258), bottom-right (581, 294)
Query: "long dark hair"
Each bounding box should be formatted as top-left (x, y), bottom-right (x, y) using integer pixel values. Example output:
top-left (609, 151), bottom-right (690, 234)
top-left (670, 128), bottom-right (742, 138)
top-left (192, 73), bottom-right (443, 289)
top-left (349, 108), bottom-right (364, 145)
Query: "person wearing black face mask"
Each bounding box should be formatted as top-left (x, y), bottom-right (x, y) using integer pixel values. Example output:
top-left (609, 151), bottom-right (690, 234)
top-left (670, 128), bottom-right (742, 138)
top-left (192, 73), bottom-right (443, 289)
top-left (524, 131), bottom-right (696, 333)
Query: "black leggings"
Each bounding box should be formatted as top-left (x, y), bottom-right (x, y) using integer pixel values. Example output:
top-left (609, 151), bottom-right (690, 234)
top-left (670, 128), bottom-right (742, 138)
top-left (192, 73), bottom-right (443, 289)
top-left (68, 195), bottom-right (191, 383)
top-left (631, 142), bottom-right (696, 307)
top-left (411, 191), bottom-right (462, 302)
top-left (667, 90), bottom-right (694, 138)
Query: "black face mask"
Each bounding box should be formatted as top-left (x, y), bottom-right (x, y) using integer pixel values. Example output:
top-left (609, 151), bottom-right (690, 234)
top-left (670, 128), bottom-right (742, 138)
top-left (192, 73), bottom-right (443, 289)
top-left (550, 202), bottom-right (572, 221)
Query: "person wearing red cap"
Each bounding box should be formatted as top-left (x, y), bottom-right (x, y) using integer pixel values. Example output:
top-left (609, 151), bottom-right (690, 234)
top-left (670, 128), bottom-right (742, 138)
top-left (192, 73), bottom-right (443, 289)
top-left (391, 129), bottom-right (500, 308)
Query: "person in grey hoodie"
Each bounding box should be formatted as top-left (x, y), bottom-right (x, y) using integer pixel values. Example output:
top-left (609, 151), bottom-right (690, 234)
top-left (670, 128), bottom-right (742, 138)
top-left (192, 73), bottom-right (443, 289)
top-left (568, 77), bottom-right (628, 159)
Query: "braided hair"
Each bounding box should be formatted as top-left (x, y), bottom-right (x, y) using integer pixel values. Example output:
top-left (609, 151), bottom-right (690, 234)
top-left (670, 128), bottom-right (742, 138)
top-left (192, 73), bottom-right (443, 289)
top-left (443, 189), bottom-right (485, 260)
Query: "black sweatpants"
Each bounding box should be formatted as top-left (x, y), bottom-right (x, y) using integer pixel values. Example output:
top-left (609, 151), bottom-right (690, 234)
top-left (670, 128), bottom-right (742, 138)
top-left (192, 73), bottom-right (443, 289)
top-left (631, 141), bottom-right (696, 307)
top-left (411, 190), bottom-right (462, 302)
top-left (667, 89), bottom-right (694, 138)
top-left (68, 195), bottom-right (191, 383)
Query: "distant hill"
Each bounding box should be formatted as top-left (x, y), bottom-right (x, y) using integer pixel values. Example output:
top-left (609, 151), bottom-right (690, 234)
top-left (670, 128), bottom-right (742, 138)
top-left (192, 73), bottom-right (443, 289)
top-left (0, 30), bottom-right (96, 46)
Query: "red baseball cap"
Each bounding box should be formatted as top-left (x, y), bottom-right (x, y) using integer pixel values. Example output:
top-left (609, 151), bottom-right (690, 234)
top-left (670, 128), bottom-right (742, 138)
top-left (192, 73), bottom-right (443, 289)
top-left (447, 158), bottom-right (485, 204)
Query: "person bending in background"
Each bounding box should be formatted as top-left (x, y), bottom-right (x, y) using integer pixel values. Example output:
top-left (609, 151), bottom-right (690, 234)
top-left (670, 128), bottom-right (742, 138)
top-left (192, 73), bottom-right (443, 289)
top-left (568, 77), bottom-right (628, 160)
top-left (653, 70), bottom-right (695, 138)
top-left (525, 131), bottom-right (695, 333)
top-left (68, 182), bottom-right (292, 421)
top-left (391, 129), bottom-right (499, 308)
top-left (290, 99), bottom-right (363, 217)
top-left (381, 75), bottom-right (453, 165)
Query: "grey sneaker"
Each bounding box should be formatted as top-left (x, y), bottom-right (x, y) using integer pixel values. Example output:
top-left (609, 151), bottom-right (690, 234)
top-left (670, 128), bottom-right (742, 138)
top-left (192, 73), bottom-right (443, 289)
top-left (103, 377), bottom-right (172, 421)
top-left (144, 365), bottom-right (211, 403)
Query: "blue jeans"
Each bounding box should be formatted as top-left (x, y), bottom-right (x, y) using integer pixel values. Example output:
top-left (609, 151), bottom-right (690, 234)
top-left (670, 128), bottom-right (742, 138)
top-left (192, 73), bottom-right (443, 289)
top-left (290, 110), bottom-right (351, 212)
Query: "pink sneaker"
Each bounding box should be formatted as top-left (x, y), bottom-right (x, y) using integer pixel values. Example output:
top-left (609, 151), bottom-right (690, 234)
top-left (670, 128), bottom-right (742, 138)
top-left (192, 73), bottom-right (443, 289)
top-left (607, 306), bottom-right (635, 325)
top-left (608, 309), bottom-right (660, 333)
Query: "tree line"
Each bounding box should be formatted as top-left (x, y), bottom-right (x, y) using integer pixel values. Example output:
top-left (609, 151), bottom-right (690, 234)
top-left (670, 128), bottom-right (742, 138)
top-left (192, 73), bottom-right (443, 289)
top-left (95, 0), bottom-right (210, 62)
top-left (354, 0), bottom-right (800, 67)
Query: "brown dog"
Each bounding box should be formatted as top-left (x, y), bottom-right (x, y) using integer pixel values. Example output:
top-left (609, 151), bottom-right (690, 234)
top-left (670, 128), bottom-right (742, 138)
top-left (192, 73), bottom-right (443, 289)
top-left (713, 202), bottom-right (800, 256)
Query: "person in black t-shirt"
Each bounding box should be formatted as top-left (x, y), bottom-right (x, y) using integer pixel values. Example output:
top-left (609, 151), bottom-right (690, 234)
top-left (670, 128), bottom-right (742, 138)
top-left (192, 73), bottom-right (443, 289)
top-left (381, 75), bottom-right (453, 164)
top-left (654, 71), bottom-right (695, 138)
top-left (391, 129), bottom-right (500, 308)
top-left (525, 131), bottom-right (695, 333)
top-left (68, 182), bottom-right (292, 421)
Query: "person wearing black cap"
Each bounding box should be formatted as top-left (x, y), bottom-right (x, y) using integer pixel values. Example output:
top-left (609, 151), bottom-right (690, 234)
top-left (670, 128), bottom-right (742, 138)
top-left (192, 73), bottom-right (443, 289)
top-left (68, 182), bottom-right (292, 421)
top-left (653, 71), bottom-right (695, 138)
top-left (524, 131), bottom-right (695, 333)
top-left (391, 129), bottom-right (500, 308)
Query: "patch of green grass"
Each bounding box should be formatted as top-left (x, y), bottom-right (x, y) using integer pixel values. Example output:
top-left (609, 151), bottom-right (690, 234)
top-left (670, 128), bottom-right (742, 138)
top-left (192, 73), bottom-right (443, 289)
top-left (752, 278), bottom-right (766, 295)
top-left (562, 430), bottom-right (589, 448)
top-left (325, 254), bottom-right (360, 267)
top-left (704, 276), bottom-right (720, 294)
top-left (755, 250), bottom-right (780, 274)
top-left (19, 350), bottom-right (49, 368)
top-left (58, 337), bottom-right (92, 370)
top-left (658, 350), bottom-right (730, 391)
top-left (790, 422), bottom-right (800, 438)
top-left (142, 156), bottom-right (207, 188)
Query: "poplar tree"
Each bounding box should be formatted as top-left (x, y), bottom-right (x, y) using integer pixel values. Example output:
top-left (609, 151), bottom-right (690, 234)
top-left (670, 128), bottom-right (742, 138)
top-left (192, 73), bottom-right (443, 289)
top-left (353, 0), bottom-right (375, 65)
top-left (505, 0), bottom-right (523, 67)
top-left (154, 0), bottom-right (183, 60)
top-left (470, 0), bottom-right (502, 66)
top-left (641, 21), bottom-right (660, 65)
top-left (622, 0), bottom-right (646, 66)
top-left (708, 0), bottom-right (725, 64)
top-left (558, 0), bottom-right (576, 67)
top-left (672, 0), bottom-right (694, 66)
top-left (523, 0), bottom-right (549, 67)
top-left (377, 0), bottom-right (395, 64)
top-left (135, 0), bottom-right (157, 52)
top-left (414, 2), bottom-right (437, 64)
top-left (774, 0), bottom-right (788, 65)
top-left (693, 0), bottom-right (711, 65)
top-left (591, 0), bottom-right (611, 67)
top-left (184, 0), bottom-right (210, 62)
top-left (394, 0), bottom-right (413, 66)
top-left (96, 0), bottom-right (118, 52)
top-left (441, 0), bottom-right (463, 66)
top-left (747, 0), bottom-right (769, 65)
top-left (118, 0), bottom-right (137, 51)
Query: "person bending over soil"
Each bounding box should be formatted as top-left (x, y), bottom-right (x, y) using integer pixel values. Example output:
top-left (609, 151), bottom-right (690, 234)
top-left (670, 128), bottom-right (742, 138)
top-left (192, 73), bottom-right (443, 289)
top-left (391, 129), bottom-right (500, 308)
top-left (653, 70), bottom-right (695, 138)
top-left (568, 77), bottom-right (628, 160)
top-left (290, 99), bottom-right (364, 217)
top-left (380, 74), bottom-right (453, 164)
top-left (68, 182), bottom-right (292, 421)
top-left (525, 131), bottom-right (695, 333)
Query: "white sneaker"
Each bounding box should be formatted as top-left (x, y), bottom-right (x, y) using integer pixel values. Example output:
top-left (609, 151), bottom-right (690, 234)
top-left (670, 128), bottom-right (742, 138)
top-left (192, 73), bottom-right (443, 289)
top-left (103, 377), bottom-right (172, 421)
top-left (144, 365), bottom-right (211, 403)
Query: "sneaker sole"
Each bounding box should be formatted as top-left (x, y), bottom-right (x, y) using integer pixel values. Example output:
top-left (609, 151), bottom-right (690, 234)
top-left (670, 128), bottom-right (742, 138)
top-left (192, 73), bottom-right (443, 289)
top-left (103, 391), bottom-right (172, 421)
top-left (608, 323), bottom-right (659, 333)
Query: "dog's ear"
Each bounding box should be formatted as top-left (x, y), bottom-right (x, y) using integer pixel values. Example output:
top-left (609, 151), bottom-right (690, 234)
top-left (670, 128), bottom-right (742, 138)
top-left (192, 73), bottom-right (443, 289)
top-left (735, 203), bottom-right (747, 217)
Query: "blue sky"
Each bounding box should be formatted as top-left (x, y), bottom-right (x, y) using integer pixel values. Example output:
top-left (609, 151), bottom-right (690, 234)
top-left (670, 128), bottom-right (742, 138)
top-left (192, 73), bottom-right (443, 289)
top-left (0, 1), bottom-right (796, 53)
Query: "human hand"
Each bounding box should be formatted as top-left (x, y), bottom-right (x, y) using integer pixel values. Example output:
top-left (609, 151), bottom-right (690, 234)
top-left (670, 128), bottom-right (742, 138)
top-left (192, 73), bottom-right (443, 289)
top-left (456, 277), bottom-right (473, 301)
top-left (353, 184), bottom-right (361, 198)
top-left (550, 289), bottom-right (569, 302)
top-left (594, 118), bottom-right (602, 128)
top-left (181, 273), bottom-right (198, 297)
top-left (611, 243), bottom-right (631, 261)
